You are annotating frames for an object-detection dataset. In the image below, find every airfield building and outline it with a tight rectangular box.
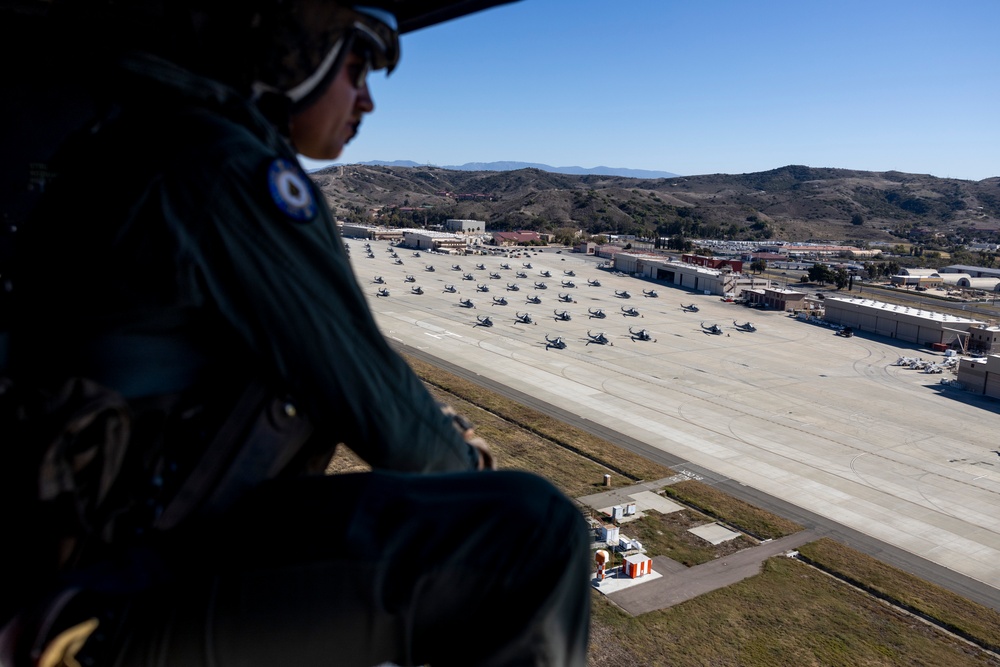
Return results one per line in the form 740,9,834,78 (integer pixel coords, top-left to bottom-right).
401,229,466,252
956,354,1000,399
622,554,653,579
822,297,985,346
967,325,1000,355
613,253,738,296
339,224,404,242
891,268,943,289
444,218,485,234
740,287,808,312
956,277,1000,291
940,265,1000,280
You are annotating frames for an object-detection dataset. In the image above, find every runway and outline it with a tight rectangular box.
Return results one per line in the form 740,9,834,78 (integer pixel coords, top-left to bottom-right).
348,238,1000,609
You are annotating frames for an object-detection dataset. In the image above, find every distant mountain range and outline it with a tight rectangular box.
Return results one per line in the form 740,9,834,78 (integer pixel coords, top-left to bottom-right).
309,163,1000,244
344,160,680,180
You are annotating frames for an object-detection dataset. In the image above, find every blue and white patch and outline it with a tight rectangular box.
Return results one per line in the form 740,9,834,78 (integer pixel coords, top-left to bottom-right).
267,158,317,222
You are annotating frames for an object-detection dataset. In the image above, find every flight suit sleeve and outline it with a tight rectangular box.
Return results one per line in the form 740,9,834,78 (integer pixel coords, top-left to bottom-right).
169,128,478,474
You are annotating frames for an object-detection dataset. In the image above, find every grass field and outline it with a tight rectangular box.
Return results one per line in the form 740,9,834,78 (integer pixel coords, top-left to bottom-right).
326,353,1000,666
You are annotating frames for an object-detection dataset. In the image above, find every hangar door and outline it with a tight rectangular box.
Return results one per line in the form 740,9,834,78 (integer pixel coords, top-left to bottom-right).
896,322,919,343
986,372,1000,400
875,317,896,338
657,269,675,283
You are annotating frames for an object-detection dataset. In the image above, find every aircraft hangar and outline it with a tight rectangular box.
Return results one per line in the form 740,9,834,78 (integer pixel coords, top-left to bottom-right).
612,253,737,296
822,296,984,346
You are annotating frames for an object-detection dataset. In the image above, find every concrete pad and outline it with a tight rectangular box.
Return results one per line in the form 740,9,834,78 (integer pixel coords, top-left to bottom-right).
591,567,663,595
689,523,742,545
629,490,685,514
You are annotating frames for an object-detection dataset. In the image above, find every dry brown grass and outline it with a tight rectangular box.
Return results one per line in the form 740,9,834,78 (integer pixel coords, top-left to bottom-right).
798,538,1000,653
590,557,1000,667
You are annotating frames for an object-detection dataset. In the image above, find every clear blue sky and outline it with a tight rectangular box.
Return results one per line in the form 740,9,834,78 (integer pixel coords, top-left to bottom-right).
302,0,999,181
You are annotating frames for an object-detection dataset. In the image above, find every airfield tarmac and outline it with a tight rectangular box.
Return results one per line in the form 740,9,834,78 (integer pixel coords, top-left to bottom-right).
348,239,1000,606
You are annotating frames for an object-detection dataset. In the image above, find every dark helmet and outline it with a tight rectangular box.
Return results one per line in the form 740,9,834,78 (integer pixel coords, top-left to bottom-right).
250,3,400,112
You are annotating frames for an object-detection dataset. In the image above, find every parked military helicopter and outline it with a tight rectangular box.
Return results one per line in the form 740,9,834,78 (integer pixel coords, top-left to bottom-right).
614,290,631,299
733,320,757,332
452,264,462,271
514,312,535,325
526,294,542,305
629,327,655,342
539,270,552,277
475,315,494,327
564,270,576,277
621,306,641,317
586,331,612,346
373,276,385,284
523,262,533,269
411,286,424,295
463,273,476,281
544,335,566,350
507,283,520,292
425,265,435,272
404,275,416,283
476,263,487,270
412,251,421,257
443,284,457,293
642,289,658,298
561,280,576,288
499,263,511,270
489,272,502,279
394,258,404,265
458,298,475,308
376,288,390,297
389,251,398,258
553,309,572,321
587,278,602,287
588,308,606,319
557,293,575,303
701,322,724,335
492,296,508,306
534,282,548,290
366,251,375,258
476,284,490,292
516,271,528,279
681,303,699,312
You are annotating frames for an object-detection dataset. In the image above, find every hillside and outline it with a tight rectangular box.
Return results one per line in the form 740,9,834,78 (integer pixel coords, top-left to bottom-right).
310,164,1000,245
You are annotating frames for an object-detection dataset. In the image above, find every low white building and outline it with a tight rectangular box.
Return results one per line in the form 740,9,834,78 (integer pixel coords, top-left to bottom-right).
822,297,984,346
444,219,486,234
612,253,738,296
401,229,467,252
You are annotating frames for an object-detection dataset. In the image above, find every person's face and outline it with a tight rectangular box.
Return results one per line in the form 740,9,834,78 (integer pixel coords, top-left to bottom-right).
290,50,375,160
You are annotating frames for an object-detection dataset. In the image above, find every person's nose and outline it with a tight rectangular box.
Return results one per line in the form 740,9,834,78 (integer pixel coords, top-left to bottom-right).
357,82,375,113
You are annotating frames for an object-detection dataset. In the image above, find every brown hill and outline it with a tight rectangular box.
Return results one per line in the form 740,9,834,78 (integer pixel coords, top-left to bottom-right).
310,164,1000,245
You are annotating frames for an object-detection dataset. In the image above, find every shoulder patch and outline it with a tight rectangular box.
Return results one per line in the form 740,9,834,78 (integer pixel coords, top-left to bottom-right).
267,158,317,222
